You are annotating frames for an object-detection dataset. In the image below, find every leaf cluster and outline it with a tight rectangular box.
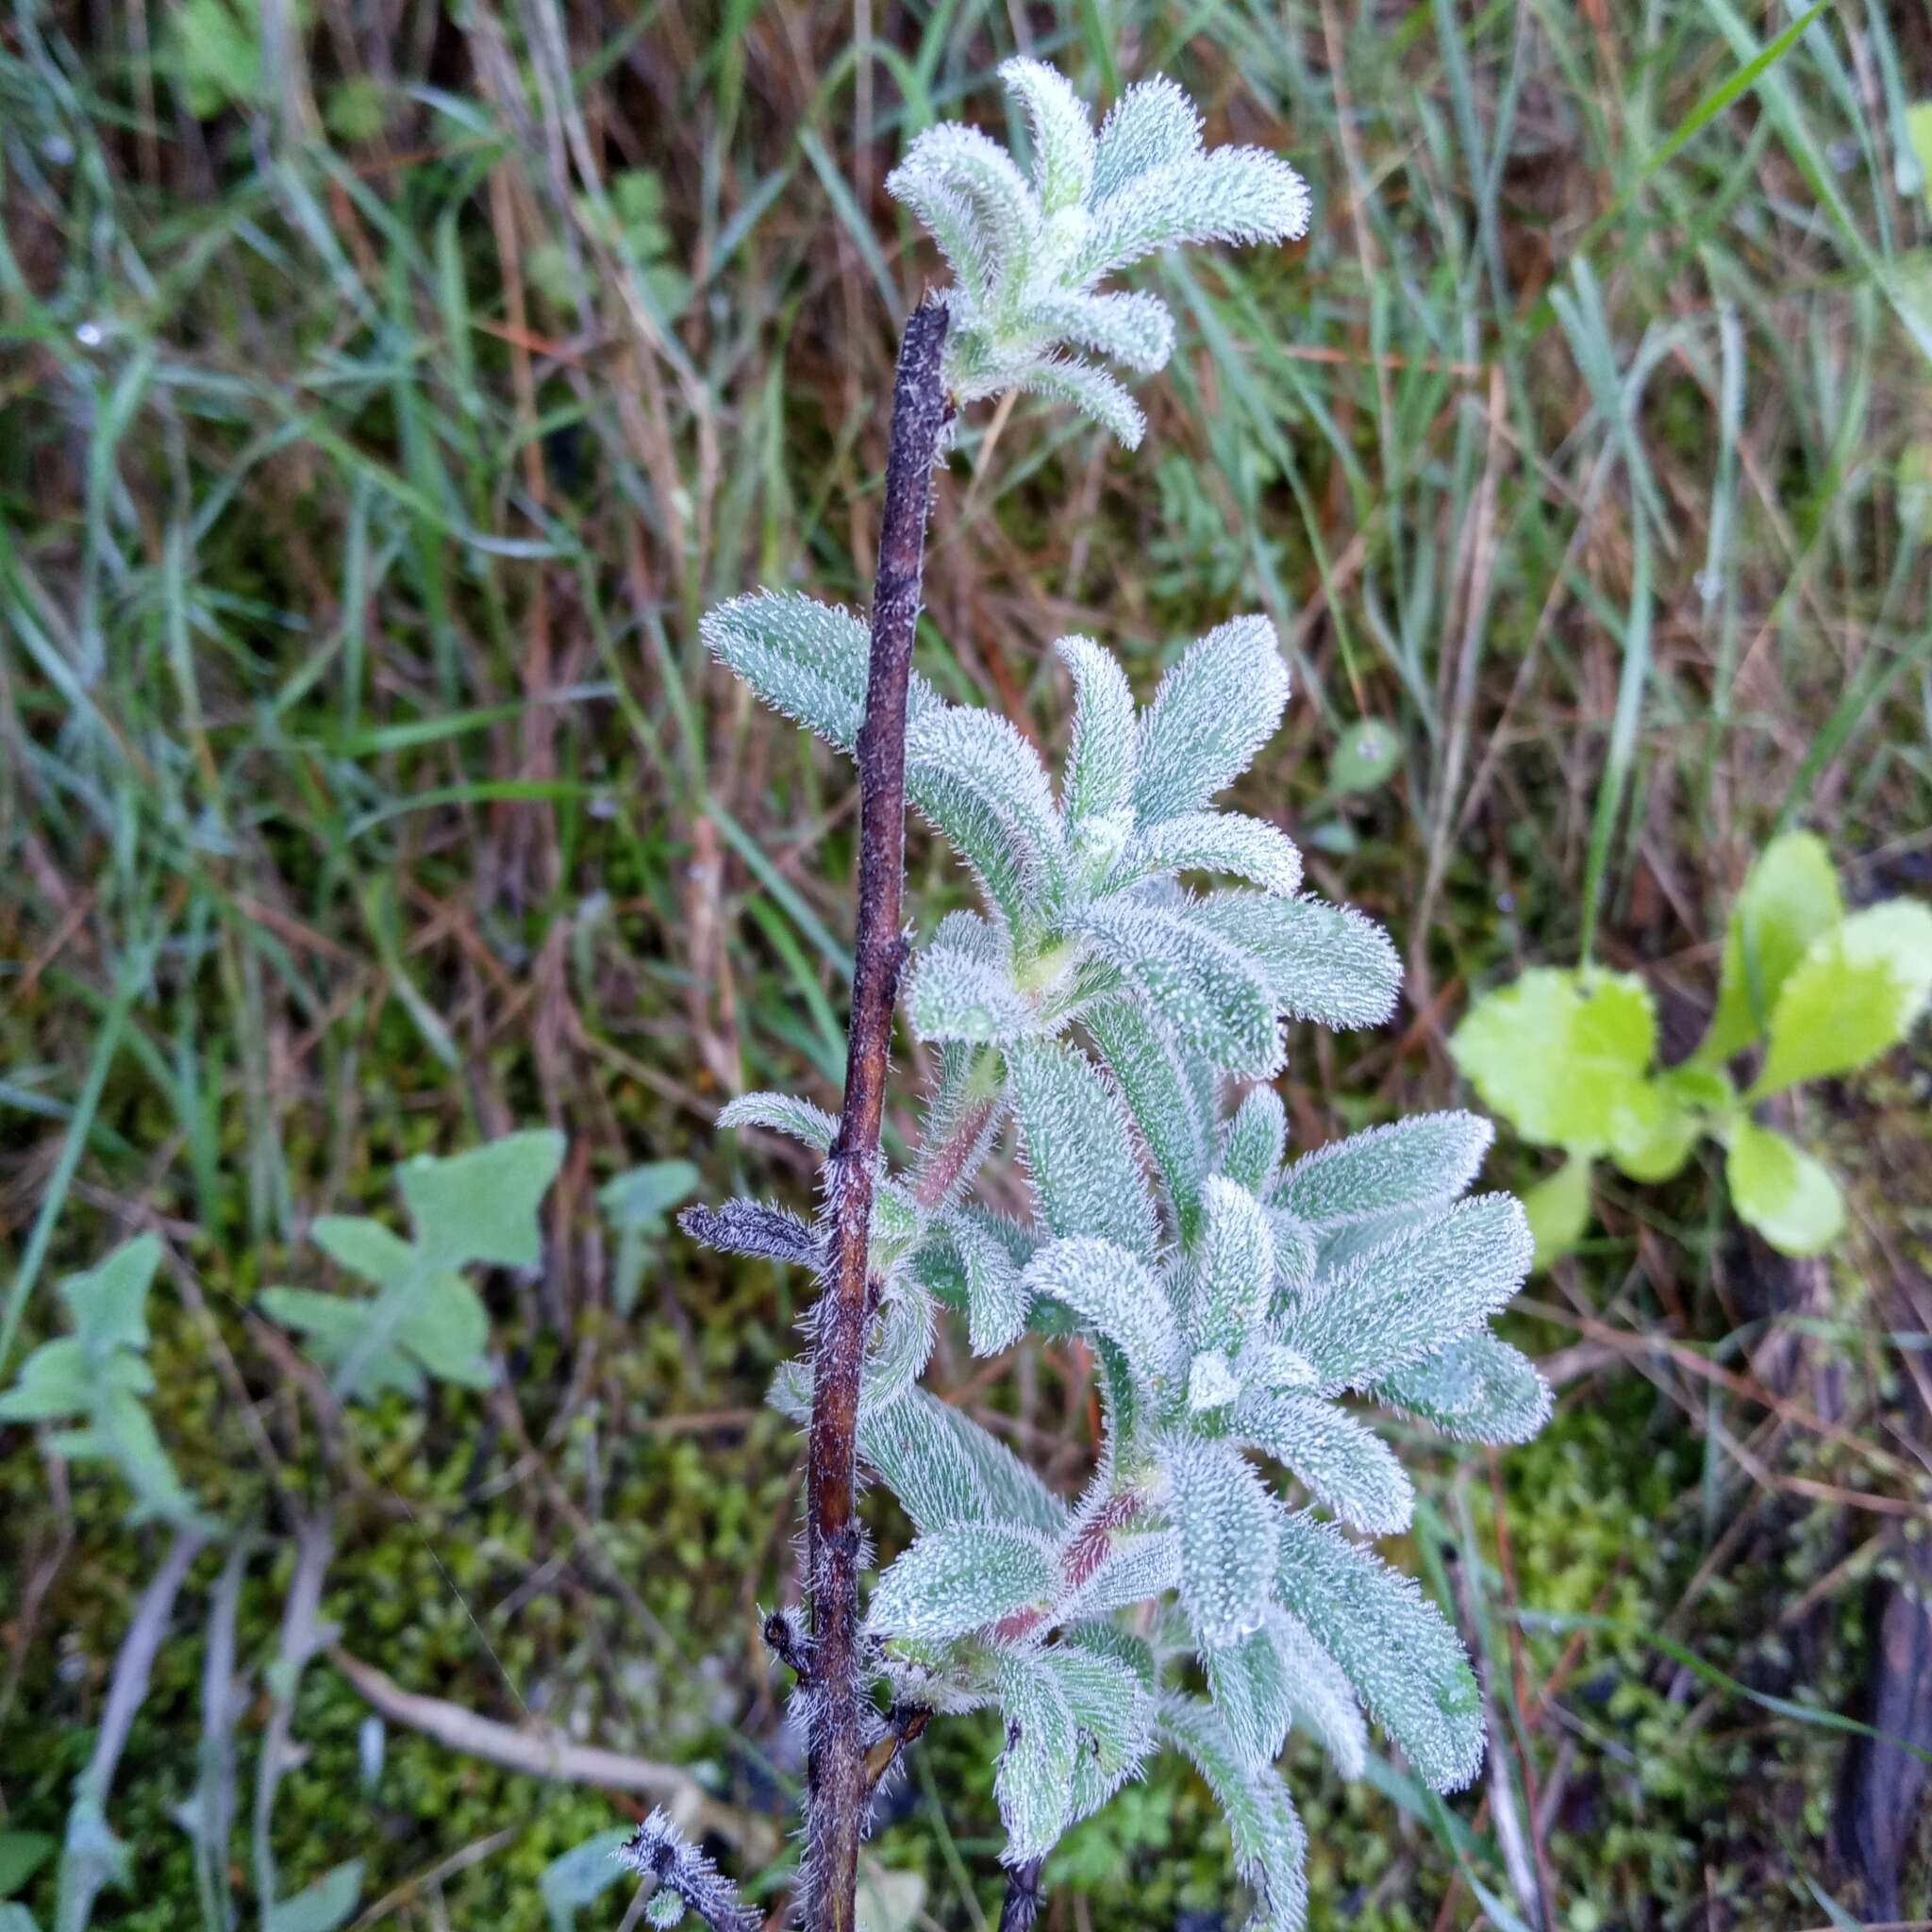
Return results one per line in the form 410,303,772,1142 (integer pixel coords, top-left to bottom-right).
886,60,1308,446
699,591,1544,1926
1451,832,1932,1260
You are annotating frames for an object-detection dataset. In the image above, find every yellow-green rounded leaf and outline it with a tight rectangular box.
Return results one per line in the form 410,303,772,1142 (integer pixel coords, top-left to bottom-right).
1754,899,1932,1097
1523,1153,1592,1266
1607,1080,1701,1183
1450,967,1655,1152
1725,1121,1844,1256
1702,833,1843,1064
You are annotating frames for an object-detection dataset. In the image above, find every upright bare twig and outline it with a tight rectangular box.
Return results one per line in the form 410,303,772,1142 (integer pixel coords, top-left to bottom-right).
803,294,950,1932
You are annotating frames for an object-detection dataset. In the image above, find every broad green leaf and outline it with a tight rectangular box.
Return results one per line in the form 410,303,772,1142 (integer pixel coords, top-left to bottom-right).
310,1216,416,1287
1725,1121,1845,1257
0,1339,91,1422
1702,831,1843,1064
393,1278,493,1388
541,1829,632,1932
58,1236,161,1361
1449,967,1656,1152
599,1160,703,1228
1606,1079,1701,1184
1754,901,1932,1097
399,1128,566,1269
265,1858,364,1932
1326,719,1402,795
256,1289,424,1400
1523,1153,1592,1265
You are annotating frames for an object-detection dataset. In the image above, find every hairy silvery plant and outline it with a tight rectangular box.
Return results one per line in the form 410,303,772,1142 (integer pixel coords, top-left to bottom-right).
665,59,1541,1932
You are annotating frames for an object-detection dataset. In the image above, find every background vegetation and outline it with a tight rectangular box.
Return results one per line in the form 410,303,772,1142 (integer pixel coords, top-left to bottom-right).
3,1,1930,1927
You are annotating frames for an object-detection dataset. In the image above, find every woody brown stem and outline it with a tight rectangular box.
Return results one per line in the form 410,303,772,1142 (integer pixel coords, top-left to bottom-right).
801,294,951,1932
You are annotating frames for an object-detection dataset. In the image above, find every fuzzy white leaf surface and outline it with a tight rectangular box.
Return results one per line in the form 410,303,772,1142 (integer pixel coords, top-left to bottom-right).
866,1524,1057,1642
1008,1037,1159,1259
1131,618,1291,827
1234,1391,1414,1535
1370,1333,1552,1445
1274,1113,1492,1229
1277,1194,1533,1395
1274,1511,1483,1793
1164,1436,1279,1646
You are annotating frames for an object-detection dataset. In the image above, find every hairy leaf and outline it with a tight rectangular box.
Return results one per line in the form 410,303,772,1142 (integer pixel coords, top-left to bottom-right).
1164,1436,1279,1646
1000,58,1096,214
679,1198,820,1270
1158,1696,1308,1932
952,1213,1031,1355
1278,1194,1531,1394
1274,1113,1491,1228
1045,1641,1154,1821
1058,636,1139,839
716,1091,839,1153
1080,901,1281,1075
1091,76,1202,200
1203,1615,1297,1768
1008,1036,1158,1258
1009,356,1146,448
992,1651,1077,1863
1233,1392,1414,1535
908,706,1068,930
1274,1512,1483,1792
1131,619,1291,827
866,1524,1057,1642
1024,1238,1180,1392
888,123,1039,298
908,934,1032,1046
1110,811,1304,900
1271,1611,1367,1778
1188,1176,1275,1355
702,590,939,753
1080,146,1311,280
1370,1334,1552,1446
1083,996,1215,1243
1191,892,1402,1031
1219,1086,1288,1195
